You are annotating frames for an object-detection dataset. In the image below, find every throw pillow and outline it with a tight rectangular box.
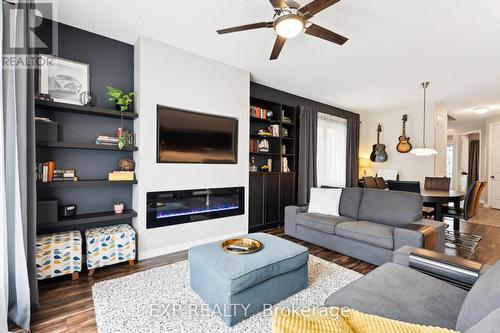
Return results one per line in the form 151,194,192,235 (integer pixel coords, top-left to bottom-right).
344,308,458,333
272,307,354,333
308,188,342,216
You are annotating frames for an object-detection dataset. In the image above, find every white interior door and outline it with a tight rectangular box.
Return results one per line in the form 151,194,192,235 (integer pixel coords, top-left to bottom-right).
489,122,500,209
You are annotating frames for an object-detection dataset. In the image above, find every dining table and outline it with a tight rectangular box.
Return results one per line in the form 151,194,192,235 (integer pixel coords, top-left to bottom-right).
421,189,466,221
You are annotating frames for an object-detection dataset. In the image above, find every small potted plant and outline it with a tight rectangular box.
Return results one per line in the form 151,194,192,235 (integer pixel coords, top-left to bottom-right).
114,201,124,214
106,86,134,112
107,86,135,149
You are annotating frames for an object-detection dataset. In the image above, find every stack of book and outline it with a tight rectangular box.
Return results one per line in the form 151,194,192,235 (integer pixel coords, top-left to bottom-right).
108,171,135,181
250,106,270,120
36,161,77,182
37,161,55,182
96,135,119,147
53,169,76,181
269,125,280,137
249,139,259,153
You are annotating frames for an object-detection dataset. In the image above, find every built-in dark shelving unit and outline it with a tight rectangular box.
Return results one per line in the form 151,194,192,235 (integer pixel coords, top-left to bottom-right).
35,99,138,235
248,96,298,232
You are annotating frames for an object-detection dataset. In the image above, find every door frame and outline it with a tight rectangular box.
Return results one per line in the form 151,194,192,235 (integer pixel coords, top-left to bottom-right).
488,122,500,208
456,129,482,191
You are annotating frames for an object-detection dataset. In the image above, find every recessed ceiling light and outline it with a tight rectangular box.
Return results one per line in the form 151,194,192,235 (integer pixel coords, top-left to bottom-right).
473,106,490,114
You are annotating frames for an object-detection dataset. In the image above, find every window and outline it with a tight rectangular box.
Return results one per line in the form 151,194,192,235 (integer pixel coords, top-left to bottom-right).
317,112,347,188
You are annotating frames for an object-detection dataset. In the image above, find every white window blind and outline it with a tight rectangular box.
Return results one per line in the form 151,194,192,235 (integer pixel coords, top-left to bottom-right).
317,112,347,188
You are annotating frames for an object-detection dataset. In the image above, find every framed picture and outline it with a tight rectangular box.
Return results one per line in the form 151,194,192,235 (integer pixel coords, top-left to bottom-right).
38,54,90,105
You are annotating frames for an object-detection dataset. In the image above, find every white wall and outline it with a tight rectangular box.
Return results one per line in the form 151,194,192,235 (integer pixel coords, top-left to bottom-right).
133,37,250,260
360,104,436,182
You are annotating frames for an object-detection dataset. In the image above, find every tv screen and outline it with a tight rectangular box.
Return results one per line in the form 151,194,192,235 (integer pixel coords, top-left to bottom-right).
157,106,238,164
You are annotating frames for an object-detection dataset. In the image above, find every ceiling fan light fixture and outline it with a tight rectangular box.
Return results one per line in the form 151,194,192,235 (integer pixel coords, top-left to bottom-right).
274,14,305,38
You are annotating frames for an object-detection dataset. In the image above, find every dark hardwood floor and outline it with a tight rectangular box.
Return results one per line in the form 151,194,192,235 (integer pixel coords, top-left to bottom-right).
10,221,500,333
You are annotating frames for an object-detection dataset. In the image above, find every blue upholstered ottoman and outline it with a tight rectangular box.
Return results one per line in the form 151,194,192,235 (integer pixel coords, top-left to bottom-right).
189,232,308,326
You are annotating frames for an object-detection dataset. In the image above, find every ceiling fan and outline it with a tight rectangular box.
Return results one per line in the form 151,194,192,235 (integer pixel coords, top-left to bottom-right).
217,0,348,60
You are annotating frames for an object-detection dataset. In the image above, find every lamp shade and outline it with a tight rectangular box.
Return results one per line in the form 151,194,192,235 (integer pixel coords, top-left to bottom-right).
410,147,437,156
359,158,373,168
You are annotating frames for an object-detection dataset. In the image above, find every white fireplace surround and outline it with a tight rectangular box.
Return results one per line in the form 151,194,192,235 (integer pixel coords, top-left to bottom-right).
133,37,250,260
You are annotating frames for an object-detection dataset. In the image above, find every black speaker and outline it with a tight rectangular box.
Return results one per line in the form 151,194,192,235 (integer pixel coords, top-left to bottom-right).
59,204,77,218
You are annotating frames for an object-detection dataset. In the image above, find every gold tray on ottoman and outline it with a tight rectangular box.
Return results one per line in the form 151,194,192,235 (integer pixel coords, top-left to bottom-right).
220,238,263,254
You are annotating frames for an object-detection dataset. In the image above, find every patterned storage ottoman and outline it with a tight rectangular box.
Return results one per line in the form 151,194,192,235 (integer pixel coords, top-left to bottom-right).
85,224,136,276
36,230,82,280
189,233,309,326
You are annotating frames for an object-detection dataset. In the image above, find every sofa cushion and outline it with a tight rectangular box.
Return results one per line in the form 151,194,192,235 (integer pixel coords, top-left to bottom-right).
339,187,364,219
456,261,500,332
296,213,355,235
358,189,423,226
325,263,468,329
335,221,394,249
464,307,500,333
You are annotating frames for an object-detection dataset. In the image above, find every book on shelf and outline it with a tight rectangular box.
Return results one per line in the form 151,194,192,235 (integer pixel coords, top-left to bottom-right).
250,106,270,120
108,171,135,181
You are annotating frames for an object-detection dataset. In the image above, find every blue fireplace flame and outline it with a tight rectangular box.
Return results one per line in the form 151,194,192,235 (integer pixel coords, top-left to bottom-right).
156,203,239,219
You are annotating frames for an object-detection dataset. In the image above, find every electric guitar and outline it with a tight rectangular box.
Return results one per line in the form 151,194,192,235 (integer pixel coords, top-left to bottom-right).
396,114,412,153
370,124,388,162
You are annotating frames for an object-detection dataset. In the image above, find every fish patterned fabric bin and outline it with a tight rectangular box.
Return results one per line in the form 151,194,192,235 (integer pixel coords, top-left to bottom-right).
36,230,82,280
85,224,136,269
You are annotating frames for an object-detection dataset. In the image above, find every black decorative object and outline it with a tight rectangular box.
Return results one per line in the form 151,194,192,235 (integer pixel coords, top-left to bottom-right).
59,204,77,218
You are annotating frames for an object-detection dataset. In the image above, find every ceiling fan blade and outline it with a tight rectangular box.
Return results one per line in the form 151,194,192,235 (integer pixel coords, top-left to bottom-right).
269,0,287,9
299,0,341,19
270,36,287,60
305,24,348,45
217,22,272,34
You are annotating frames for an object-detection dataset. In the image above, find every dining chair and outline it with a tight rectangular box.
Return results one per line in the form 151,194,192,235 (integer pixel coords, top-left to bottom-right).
423,177,452,216
387,180,421,193
472,182,488,216
363,176,377,189
424,177,451,191
428,181,483,230
374,177,387,189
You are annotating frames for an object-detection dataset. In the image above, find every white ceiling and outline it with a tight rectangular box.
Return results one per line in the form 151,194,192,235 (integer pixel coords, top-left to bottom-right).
50,0,500,113
445,97,500,130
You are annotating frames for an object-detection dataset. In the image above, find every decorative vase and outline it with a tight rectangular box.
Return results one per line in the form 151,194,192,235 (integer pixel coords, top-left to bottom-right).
114,203,124,214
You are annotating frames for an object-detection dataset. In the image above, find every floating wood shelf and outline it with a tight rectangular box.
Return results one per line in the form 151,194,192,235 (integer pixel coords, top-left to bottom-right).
36,141,138,151
250,152,281,156
38,209,137,229
37,180,137,188
249,116,280,125
35,100,138,119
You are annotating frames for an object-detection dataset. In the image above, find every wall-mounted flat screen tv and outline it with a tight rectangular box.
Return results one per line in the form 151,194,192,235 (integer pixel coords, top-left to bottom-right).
157,105,238,164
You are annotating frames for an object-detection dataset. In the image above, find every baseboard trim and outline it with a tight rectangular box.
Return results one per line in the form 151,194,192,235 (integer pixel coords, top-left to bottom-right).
138,231,246,260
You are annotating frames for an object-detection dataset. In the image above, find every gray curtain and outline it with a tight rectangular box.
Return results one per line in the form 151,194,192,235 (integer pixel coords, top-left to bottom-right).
297,105,318,204
468,140,479,185
2,0,38,330
346,118,359,187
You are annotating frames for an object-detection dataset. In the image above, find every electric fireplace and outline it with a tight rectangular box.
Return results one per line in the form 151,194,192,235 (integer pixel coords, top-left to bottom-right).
146,187,244,229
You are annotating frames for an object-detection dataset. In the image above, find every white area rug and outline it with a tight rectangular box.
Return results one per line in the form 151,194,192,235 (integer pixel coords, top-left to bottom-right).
92,255,362,333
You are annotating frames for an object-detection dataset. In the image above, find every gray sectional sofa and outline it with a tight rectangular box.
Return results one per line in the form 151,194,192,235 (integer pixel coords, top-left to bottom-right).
285,187,446,265
325,246,500,333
